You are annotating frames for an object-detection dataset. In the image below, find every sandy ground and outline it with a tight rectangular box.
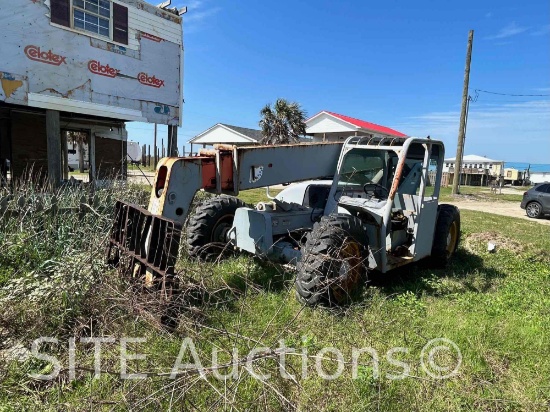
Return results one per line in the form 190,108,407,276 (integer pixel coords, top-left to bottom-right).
447,199,550,226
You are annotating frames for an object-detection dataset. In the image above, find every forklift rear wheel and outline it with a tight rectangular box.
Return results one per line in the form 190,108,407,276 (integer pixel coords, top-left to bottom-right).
186,195,247,260
430,204,460,266
296,214,368,306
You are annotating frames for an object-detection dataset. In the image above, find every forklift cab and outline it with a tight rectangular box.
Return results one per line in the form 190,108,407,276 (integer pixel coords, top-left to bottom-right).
325,136,445,272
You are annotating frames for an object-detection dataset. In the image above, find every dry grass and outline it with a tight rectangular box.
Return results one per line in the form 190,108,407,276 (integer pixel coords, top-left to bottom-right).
0,182,548,411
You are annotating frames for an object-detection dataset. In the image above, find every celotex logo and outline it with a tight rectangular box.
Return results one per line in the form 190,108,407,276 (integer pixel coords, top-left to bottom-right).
24,45,67,66
138,72,165,88
88,60,120,78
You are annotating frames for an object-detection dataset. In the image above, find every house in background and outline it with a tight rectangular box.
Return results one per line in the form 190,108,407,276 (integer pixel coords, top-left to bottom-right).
502,162,550,185
188,124,263,153
503,168,525,185
188,110,407,154
443,155,504,186
305,111,407,142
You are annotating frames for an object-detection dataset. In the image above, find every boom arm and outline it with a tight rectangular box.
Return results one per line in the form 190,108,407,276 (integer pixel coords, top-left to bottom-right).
149,142,344,223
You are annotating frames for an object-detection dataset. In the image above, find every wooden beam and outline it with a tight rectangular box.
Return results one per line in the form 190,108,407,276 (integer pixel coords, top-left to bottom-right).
89,131,96,182
61,130,68,180
167,125,178,156
46,110,61,186
78,138,85,173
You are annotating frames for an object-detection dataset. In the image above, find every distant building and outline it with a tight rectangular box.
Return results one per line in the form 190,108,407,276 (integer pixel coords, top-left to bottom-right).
188,123,316,153
188,124,263,152
443,155,504,186
305,111,407,142
503,168,524,185
500,162,550,185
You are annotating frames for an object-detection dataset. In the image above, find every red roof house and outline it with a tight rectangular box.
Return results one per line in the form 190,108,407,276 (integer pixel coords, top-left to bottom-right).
305,111,407,142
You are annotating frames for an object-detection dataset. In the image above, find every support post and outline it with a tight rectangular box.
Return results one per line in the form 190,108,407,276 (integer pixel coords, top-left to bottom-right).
147,145,150,167
61,130,68,180
89,132,96,182
46,110,62,186
167,125,178,156
452,30,474,195
153,123,157,166
78,138,85,173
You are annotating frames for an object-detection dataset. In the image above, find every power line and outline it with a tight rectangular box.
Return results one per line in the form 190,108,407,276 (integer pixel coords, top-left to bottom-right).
474,89,550,97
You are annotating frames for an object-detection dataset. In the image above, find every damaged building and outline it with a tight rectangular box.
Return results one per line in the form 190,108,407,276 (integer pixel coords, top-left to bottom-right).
0,0,183,185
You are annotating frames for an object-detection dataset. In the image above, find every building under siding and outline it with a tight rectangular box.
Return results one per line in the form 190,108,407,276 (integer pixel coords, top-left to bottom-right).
0,0,184,184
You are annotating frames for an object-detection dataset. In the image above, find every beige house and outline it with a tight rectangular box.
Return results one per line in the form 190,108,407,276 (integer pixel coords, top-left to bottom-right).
443,155,504,186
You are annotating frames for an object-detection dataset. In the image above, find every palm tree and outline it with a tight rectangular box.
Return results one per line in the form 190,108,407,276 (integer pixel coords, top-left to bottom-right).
259,99,307,145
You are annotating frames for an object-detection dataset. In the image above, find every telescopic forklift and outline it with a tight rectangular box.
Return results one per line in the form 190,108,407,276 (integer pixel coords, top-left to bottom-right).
107,135,460,306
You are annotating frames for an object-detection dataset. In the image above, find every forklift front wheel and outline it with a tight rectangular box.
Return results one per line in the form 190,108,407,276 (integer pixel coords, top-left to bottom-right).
296,214,368,306
186,195,247,260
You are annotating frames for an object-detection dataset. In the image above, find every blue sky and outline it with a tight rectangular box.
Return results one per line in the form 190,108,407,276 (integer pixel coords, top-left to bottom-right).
127,0,550,163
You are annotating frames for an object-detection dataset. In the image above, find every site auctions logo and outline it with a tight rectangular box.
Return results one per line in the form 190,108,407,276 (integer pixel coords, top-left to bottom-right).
138,72,165,88
88,60,120,78
24,45,67,66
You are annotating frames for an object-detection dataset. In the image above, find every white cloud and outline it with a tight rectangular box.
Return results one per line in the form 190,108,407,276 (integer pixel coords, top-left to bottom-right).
485,22,529,40
393,100,550,162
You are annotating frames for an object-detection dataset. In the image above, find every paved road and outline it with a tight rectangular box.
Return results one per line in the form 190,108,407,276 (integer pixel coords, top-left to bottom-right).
447,200,550,226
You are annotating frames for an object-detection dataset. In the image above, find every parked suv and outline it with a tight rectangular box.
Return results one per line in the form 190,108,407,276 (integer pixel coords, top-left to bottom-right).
521,183,550,218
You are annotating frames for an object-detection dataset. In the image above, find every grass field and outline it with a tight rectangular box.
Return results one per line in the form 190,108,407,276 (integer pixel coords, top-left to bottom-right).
0,185,548,411
438,186,527,203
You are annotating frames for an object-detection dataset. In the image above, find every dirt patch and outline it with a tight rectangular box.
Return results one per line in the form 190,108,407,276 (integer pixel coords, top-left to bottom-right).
464,231,525,253
447,200,550,226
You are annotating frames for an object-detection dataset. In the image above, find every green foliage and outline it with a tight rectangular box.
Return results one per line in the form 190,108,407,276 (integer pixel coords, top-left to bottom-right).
439,185,525,202
259,98,307,145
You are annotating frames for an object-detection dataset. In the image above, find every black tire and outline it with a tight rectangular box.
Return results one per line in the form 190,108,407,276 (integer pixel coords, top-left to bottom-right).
431,204,460,267
525,201,543,219
296,214,368,306
186,195,247,260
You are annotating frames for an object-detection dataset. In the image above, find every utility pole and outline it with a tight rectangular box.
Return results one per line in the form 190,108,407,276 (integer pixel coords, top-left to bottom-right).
452,29,474,195
153,123,157,166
